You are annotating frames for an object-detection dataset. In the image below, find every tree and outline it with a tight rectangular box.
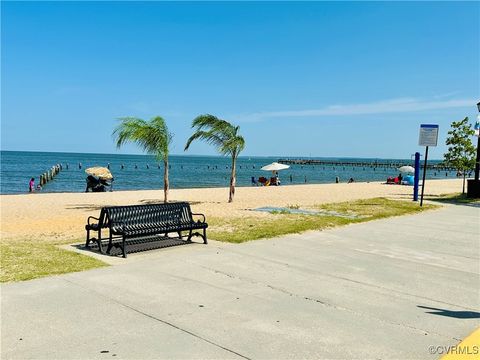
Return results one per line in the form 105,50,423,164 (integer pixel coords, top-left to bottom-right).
443,117,476,194
113,116,172,202
184,114,245,203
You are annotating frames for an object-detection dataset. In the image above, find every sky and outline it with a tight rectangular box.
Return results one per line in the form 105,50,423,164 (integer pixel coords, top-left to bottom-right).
1,1,479,159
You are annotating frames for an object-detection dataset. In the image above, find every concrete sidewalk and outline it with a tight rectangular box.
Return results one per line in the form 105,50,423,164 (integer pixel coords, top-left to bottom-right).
2,203,479,359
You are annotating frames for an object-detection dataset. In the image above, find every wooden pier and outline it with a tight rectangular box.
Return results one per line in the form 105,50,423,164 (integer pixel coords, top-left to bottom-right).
39,164,63,188
277,159,455,170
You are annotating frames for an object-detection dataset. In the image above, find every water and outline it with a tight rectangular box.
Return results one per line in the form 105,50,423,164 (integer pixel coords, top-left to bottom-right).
0,151,456,194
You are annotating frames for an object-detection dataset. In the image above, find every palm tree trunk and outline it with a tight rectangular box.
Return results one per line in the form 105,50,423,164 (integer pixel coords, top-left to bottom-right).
229,155,236,203
164,158,169,203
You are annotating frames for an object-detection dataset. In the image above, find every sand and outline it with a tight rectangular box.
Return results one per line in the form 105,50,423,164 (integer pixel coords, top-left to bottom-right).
0,179,464,243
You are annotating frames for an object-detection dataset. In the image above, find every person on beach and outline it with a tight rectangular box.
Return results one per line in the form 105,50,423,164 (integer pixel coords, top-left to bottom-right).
398,173,403,183
348,177,355,183
29,178,35,192
335,176,340,183
275,172,280,186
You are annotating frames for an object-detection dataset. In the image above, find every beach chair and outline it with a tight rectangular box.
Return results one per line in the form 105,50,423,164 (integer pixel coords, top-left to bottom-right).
258,177,268,186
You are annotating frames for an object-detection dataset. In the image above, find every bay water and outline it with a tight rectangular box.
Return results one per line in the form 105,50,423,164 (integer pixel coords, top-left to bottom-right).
0,151,454,194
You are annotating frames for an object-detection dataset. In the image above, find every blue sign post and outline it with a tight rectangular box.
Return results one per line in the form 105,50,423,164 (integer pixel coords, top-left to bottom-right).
419,124,439,206
413,152,420,201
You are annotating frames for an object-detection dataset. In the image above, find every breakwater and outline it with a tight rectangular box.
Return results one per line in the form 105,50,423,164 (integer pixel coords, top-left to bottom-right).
278,159,456,170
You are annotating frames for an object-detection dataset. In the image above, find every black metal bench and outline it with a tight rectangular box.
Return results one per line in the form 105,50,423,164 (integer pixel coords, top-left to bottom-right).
85,202,207,258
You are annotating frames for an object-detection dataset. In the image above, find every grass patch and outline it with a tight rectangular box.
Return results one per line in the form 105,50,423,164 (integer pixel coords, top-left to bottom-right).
317,197,435,218
426,193,480,204
0,241,107,283
270,209,292,215
209,197,438,243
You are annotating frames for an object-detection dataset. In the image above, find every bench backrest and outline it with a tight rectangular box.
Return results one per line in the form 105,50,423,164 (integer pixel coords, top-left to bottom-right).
104,202,193,228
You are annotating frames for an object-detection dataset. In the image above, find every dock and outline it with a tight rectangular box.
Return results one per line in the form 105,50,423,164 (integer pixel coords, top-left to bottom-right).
277,159,455,170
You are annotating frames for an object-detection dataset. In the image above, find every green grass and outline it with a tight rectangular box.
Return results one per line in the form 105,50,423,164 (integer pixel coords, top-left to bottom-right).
0,241,107,283
209,197,438,243
317,197,435,218
426,192,480,204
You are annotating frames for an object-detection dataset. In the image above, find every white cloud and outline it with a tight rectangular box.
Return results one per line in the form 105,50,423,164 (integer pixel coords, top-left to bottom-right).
237,97,476,122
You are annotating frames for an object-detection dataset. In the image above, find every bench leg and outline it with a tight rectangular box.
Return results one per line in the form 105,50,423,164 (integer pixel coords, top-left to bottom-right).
187,229,193,242
122,236,127,258
203,228,208,244
96,238,103,254
178,231,183,240
97,229,103,254
85,229,91,248
106,233,113,254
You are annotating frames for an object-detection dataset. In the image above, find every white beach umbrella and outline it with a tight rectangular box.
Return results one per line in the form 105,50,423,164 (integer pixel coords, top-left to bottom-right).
398,165,415,174
261,162,290,172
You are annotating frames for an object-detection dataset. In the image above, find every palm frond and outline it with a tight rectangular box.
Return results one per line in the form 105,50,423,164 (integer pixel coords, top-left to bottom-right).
186,114,245,157
113,116,172,161
185,130,227,154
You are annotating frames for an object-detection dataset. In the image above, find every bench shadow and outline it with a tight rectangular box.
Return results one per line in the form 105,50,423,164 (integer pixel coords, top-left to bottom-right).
417,305,480,319
72,236,196,258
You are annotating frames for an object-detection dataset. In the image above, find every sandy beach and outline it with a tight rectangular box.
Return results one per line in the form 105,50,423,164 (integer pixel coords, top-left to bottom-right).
0,179,463,243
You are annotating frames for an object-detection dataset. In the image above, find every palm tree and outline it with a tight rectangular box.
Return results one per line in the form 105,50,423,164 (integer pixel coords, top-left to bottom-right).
113,116,172,202
185,114,245,203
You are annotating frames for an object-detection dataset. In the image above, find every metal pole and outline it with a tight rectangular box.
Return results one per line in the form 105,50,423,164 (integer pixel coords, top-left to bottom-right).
413,152,420,201
420,146,429,207
474,136,480,181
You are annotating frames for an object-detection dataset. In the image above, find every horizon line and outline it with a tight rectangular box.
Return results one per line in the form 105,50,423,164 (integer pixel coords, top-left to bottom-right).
0,149,445,161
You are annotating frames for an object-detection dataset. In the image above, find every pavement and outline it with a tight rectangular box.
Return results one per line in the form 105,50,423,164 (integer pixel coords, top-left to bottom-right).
1,202,479,359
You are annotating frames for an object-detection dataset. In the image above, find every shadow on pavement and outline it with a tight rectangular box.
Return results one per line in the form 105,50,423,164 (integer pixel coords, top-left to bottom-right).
417,305,480,319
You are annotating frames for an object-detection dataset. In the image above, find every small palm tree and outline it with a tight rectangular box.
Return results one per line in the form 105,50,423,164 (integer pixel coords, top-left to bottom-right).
185,114,245,203
113,116,172,202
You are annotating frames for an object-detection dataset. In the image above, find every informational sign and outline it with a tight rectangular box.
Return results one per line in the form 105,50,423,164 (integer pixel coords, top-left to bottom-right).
419,124,439,147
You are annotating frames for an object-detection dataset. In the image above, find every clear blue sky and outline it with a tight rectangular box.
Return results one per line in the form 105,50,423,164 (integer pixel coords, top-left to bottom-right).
2,1,479,159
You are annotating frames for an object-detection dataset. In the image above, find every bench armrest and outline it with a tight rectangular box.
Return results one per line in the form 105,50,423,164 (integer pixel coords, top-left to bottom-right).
87,216,100,226
191,213,206,223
